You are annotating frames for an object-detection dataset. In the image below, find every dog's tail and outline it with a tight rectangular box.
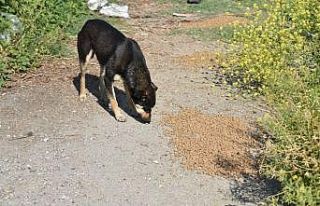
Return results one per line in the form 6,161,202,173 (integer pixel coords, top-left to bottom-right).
77,28,94,64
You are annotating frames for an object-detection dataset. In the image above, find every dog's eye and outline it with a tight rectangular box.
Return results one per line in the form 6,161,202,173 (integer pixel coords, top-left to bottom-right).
141,96,147,102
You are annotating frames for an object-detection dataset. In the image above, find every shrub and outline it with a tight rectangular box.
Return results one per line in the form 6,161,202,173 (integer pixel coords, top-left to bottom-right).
223,0,320,205
0,0,89,87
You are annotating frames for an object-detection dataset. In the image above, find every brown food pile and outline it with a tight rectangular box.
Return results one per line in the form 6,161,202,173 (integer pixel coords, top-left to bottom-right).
162,108,259,177
180,15,248,29
176,51,217,68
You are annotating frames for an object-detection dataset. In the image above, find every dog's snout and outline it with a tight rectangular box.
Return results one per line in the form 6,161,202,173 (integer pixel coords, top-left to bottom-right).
140,112,151,123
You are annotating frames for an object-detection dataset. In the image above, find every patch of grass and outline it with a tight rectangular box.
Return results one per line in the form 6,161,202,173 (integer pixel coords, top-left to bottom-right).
0,0,130,88
172,26,235,42
157,0,265,15
165,0,264,42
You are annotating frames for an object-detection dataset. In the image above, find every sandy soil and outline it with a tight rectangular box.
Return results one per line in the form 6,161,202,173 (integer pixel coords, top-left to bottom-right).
0,1,279,205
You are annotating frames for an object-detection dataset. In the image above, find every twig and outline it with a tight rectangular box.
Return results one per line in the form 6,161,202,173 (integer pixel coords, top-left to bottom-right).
172,13,195,18
248,104,272,113
9,132,34,141
130,25,171,30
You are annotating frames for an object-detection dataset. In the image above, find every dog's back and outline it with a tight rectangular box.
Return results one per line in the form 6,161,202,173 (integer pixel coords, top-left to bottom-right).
77,19,126,65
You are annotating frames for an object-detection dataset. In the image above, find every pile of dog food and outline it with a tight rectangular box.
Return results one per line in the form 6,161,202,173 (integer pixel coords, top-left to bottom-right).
162,108,259,177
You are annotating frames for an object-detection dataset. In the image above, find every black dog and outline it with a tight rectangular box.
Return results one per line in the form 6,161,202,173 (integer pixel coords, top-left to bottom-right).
77,19,157,122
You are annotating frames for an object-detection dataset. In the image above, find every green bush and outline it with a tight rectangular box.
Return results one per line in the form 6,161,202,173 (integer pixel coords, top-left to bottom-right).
223,0,320,205
0,0,89,87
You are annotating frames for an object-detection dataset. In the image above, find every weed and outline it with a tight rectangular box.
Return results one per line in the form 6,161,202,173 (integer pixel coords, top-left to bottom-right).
223,0,320,204
0,1,90,86
0,0,131,87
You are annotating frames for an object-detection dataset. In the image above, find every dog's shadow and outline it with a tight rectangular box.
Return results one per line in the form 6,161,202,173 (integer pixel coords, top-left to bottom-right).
73,74,145,123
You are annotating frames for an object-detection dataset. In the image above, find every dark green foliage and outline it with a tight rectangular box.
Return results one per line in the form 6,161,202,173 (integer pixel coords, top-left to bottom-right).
0,0,89,87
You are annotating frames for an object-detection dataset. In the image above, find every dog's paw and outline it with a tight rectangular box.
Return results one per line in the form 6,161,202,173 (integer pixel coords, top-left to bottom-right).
115,113,126,122
79,94,87,102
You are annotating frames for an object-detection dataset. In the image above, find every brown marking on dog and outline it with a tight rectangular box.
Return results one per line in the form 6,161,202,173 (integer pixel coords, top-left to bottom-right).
79,63,87,101
110,97,126,122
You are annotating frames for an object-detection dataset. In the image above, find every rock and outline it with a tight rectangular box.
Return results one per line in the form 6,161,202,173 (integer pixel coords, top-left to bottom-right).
0,13,23,42
87,0,109,11
99,3,129,19
87,0,129,18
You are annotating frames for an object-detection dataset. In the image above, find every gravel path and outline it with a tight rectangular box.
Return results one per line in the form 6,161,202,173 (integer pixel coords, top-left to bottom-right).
0,1,278,205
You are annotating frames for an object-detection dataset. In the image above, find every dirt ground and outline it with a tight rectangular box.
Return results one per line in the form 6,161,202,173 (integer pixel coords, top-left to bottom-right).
0,1,279,205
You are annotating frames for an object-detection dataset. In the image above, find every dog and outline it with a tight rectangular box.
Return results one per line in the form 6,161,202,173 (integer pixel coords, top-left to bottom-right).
77,19,157,123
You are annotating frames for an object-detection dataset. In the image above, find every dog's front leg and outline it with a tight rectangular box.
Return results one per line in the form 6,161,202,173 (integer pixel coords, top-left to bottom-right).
99,65,109,105
105,78,126,122
123,82,137,114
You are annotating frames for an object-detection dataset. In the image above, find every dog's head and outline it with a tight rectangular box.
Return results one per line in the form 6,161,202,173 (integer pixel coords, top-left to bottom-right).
131,82,158,122
126,39,157,122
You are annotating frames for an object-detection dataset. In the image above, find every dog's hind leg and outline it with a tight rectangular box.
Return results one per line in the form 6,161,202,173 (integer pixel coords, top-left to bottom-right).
77,29,93,101
78,50,92,101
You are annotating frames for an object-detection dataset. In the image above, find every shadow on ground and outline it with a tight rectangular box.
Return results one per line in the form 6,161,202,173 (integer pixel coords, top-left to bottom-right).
72,74,146,123
230,175,281,203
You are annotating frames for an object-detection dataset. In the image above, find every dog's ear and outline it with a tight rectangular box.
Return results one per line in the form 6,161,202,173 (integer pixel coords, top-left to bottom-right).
127,75,135,90
126,63,137,89
151,82,158,91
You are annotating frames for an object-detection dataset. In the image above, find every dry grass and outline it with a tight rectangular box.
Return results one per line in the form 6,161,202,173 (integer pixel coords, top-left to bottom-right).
175,51,217,69
180,15,248,29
